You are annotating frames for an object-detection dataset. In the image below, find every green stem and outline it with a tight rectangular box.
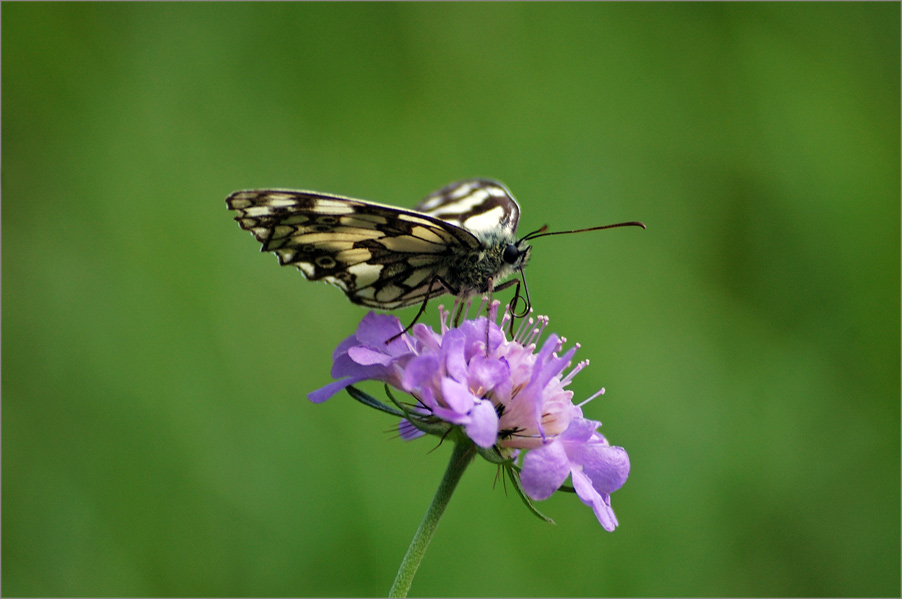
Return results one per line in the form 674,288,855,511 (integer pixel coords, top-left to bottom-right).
388,440,475,598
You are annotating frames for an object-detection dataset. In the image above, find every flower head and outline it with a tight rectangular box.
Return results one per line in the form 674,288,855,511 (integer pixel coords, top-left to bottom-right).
309,302,630,531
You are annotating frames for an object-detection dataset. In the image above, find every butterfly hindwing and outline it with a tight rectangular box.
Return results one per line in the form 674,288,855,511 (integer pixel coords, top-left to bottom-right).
415,178,521,238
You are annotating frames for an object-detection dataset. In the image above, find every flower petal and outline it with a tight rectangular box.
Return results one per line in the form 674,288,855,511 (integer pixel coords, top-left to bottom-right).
520,439,571,500
308,377,364,404
580,441,630,495
410,323,441,353
354,312,404,348
467,355,509,397
440,377,478,415
560,417,600,444
399,418,426,441
465,399,500,448
330,336,364,378
459,317,504,360
402,354,440,392
441,329,468,382
571,468,619,531
348,345,396,367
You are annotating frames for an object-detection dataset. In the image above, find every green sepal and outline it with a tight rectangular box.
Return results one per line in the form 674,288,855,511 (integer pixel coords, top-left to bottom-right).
345,385,405,417
381,384,406,412
476,443,514,465
405,415,454,438
346,384,455,438
503,463,555,524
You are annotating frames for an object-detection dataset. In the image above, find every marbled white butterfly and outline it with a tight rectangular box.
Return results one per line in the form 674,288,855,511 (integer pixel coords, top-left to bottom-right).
226,178,644,328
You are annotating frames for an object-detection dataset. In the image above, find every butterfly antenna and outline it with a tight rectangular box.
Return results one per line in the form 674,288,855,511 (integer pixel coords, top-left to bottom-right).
519,220,646,243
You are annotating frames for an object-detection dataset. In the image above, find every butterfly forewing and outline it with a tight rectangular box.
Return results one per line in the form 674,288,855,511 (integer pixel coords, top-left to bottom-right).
227,182,525,310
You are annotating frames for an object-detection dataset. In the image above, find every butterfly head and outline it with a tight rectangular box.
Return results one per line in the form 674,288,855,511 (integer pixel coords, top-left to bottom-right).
502,239,532,269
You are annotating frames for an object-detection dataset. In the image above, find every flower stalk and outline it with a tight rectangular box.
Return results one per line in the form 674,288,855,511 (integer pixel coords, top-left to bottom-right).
389,437,475,598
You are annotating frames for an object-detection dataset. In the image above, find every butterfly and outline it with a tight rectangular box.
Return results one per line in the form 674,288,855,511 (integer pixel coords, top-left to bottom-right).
226,178,644,330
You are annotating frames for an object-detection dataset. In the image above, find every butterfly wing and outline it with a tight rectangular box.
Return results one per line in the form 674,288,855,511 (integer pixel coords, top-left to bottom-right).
226,189,480,309
415,178,521,239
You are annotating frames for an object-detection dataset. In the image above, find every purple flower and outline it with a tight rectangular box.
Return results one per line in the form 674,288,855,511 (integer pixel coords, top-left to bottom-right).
309,303,630,530
307,312,411,404
519,417,630,532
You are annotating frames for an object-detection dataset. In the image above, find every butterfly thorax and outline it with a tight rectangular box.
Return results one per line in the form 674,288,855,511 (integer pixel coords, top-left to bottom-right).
441,230,531,295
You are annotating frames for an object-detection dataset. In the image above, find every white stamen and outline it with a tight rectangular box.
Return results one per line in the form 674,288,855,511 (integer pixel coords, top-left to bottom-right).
577,386,606,408
514,316,534,343
562,358,589,385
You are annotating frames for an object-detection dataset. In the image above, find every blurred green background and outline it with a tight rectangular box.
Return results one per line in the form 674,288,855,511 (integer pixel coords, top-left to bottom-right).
3,3,899,597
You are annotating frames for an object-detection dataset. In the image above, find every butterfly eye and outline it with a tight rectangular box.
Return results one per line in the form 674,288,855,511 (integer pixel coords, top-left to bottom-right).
502,244,521,265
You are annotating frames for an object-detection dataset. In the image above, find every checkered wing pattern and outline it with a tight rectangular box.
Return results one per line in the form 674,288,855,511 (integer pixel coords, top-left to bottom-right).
226,179,522,309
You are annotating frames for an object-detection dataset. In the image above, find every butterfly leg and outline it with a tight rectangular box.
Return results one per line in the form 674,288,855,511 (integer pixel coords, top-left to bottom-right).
478,276,516,350
483,275,526,347
498,278,522,337
386,275,458,343
492,270,531,337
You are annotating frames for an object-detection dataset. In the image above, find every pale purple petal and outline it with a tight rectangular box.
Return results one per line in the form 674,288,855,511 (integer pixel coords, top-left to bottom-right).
488,359,514,406
466,400,500,448
459,317,504,360
571,468,619,531
441,329,468,382
519,335,576,436
330,349,394,385
402,354,440,392
580,441,630,495
520,440,571,500
423,385,468,424
308,377,364,404
331,334,358,361
531,343,577,395
416,385,438,410
560,417,599,443
467,355,509,397
399,419,426,441
430,406,470,425
410,323,442,352
440,377,478,415
348,345,396,367
528,334,562,387
354,312,405,348
330,340,366,377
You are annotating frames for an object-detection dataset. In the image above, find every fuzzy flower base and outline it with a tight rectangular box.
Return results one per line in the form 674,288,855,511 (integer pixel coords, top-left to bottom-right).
309,303,630,531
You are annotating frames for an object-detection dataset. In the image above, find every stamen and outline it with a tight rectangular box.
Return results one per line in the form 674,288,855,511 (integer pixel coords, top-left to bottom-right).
561,358,589,385
438,304,450,332
514,315,534,343
535,315,550,341
527,316,549,346
488,299,501,324
499,305,512,331
460,297,474,322
576,386,606,408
